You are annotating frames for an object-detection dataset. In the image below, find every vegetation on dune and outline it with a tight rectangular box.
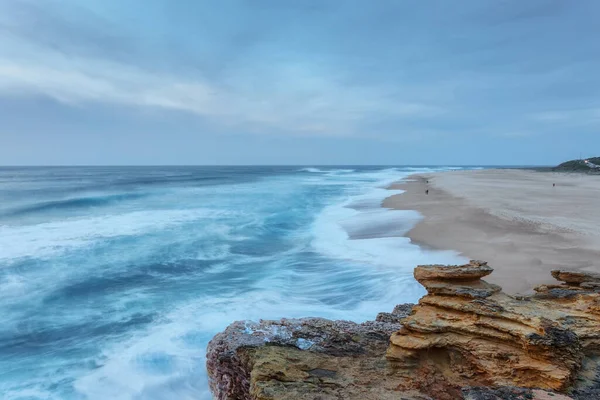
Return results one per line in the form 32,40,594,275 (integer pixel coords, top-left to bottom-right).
553,157,600,172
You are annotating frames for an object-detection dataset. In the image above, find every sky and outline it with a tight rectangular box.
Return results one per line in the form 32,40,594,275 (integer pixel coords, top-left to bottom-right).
0,0,599,165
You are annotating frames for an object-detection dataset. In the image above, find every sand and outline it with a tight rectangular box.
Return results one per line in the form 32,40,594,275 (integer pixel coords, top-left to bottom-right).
384,169,600,294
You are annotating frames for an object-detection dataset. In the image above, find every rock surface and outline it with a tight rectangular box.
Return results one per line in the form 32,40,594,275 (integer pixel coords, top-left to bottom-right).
462,387,575,400
206,306,428,399
388,261,600,399
413,260,493,281
207,261,600,400
551,269,600,285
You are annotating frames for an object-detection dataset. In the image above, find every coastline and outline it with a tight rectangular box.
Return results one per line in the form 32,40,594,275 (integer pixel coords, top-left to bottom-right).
207,167,600,399
384,168,600,294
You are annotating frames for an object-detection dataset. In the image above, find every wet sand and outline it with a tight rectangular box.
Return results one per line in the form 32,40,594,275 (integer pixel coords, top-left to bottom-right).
384,169,600,294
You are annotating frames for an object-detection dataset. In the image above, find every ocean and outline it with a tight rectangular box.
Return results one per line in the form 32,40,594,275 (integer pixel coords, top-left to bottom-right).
0,166,467,399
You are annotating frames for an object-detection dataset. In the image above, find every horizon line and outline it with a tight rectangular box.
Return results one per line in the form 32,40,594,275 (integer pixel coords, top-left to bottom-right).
0,164,552,168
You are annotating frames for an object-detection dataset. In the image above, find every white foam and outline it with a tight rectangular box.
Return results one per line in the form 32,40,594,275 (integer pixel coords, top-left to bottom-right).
312,205,463,269
298,167,324,173
340,208,422,239
324,169,355,175
72,290,334,400
345,187,404,209
2,166,472,399
73,313,206,400
311,168,467,270
298,167,355,174
0,209,233,263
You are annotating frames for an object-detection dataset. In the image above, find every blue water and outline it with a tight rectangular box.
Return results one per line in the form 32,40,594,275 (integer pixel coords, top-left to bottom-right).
0,166,467,399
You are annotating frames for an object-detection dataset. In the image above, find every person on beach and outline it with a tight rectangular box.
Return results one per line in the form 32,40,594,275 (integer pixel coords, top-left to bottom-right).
426,189,429,195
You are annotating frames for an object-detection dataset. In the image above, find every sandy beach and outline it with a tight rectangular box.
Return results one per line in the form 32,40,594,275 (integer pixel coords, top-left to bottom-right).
384,169,600,294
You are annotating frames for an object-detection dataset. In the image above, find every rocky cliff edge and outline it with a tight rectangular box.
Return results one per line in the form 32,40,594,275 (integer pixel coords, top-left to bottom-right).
207,261,600,399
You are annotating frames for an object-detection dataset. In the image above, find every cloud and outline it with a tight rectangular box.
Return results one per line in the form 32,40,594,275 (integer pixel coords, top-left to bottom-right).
0,0,136,62
0,46,443,136
1,0,600,149
530,109,600,126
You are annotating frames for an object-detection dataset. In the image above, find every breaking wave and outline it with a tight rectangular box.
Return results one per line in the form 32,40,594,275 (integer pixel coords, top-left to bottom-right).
0,165,468,399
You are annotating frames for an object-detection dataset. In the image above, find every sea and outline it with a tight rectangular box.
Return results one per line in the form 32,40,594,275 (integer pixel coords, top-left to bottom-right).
0,166,470,399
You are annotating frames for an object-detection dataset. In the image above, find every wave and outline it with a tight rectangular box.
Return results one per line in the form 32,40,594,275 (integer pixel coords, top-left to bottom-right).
7,193,150,216
310,168,466,269
324,169,355,175
0,209,234,263
311,202,464,269
298,167,325,173
71,293,284,400
298,167,356,174
0,165,474,399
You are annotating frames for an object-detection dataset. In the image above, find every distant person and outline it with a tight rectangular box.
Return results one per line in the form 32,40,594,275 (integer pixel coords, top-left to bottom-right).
553,183,555,187
425,189,429,195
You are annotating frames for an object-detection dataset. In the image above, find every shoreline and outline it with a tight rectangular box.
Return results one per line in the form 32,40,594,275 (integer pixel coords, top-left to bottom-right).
384,169,600,294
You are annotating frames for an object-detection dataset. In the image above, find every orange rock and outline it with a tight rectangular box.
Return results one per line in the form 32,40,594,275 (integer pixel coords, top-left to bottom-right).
413,260,492,281
387,261,600,397
207,261,600,400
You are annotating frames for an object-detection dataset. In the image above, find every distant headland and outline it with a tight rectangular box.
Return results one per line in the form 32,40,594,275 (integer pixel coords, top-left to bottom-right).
553,157,600,173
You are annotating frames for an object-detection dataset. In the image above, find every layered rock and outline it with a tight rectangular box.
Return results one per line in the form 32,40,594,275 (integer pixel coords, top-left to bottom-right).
205,306,430,400
550,269,600,285
207,261,600,400
387,261,600,398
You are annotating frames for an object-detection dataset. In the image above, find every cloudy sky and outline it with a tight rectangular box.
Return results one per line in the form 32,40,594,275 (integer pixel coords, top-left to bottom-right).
0,0,598,165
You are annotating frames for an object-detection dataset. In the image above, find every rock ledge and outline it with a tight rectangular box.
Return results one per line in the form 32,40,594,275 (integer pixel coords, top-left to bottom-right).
207,261,600,399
